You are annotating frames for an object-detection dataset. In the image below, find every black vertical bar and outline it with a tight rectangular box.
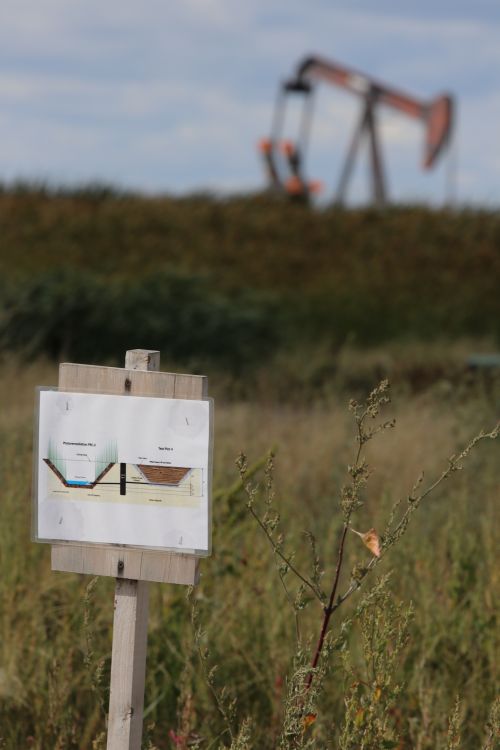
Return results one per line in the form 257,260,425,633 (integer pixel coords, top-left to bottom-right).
120,463,126,495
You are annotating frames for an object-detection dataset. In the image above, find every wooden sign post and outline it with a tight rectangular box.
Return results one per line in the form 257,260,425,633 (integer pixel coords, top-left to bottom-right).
47,349,208,749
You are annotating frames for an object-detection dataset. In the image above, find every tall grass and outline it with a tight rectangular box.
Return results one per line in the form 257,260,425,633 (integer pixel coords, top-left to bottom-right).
0,358,498,748
1,186,498,747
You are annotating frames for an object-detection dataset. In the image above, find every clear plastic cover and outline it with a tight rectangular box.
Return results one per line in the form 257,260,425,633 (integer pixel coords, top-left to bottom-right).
33,386,213,557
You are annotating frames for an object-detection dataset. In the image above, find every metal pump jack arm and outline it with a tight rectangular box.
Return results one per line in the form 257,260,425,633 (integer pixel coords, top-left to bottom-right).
336,91,386,206
259,54,454,206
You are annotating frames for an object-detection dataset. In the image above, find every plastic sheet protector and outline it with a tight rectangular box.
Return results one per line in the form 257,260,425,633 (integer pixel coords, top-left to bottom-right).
34,390,212,554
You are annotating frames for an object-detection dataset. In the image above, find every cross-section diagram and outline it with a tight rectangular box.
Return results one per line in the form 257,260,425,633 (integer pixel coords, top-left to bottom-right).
44,455,203,508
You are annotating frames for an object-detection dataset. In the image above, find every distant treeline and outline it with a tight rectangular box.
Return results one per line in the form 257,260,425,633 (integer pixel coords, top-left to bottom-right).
1,184,499,368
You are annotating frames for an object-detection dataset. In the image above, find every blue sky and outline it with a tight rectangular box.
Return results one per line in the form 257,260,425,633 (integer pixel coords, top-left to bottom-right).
0,0,499,205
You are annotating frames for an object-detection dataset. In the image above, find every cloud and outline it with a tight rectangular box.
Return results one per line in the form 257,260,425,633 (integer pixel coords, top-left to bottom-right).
0,0,498,204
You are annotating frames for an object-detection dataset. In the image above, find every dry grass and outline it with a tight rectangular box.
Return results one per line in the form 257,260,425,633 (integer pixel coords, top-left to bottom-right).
0,357,498,748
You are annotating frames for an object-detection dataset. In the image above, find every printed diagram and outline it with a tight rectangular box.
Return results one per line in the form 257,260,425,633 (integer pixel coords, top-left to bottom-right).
44,438,203,508
45,438,118,488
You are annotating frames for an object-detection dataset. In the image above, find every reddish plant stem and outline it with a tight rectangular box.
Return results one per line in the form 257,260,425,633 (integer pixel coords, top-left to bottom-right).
305,522,349,690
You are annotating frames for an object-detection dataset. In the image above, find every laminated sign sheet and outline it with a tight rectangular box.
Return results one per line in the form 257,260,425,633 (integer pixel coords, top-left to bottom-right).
35,390,212,554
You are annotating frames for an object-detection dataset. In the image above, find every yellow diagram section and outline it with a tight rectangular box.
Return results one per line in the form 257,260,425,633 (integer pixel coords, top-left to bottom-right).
46,463,202,508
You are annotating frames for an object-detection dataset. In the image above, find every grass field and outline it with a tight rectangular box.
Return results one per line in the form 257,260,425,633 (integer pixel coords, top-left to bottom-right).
0,187,499,748
0,358,498,749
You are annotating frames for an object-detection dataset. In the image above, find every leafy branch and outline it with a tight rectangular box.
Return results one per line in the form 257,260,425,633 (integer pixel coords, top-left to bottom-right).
240,380,499,706
237,452,325,605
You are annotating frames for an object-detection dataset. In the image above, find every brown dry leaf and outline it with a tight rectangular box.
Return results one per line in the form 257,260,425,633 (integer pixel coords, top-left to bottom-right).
362,528,381,557
351,527,381,558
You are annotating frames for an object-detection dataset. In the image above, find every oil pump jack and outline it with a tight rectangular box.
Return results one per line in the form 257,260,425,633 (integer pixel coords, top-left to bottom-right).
259,55,454,206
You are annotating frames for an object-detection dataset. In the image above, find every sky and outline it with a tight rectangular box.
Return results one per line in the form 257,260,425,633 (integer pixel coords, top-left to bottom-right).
0,0,499,206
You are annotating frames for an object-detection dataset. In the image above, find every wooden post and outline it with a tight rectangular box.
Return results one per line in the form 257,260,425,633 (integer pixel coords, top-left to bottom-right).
107,349,155,750
108,577,150,749
50,349,206,750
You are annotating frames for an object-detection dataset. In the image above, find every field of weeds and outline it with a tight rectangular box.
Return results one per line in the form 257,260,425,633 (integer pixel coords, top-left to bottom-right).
0,187,499,748
0,359,498,749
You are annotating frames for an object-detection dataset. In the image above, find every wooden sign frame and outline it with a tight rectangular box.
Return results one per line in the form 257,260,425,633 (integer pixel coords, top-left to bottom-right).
47,349,207,750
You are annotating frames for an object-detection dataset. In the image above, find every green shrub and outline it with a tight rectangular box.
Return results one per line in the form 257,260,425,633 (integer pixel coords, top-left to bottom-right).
0,268,278,370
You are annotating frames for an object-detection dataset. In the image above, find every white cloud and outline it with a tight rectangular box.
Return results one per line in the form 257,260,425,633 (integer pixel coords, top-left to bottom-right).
0,1,498,203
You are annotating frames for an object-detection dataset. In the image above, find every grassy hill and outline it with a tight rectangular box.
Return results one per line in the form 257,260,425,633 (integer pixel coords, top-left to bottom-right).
1,185,499,388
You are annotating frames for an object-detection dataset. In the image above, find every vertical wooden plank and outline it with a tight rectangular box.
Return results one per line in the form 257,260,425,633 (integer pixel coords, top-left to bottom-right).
125,349,160,372
106,349,157,750
107,579,150,750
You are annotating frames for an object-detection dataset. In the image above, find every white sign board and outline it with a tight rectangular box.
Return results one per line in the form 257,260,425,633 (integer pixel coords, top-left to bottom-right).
34,390,212,554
